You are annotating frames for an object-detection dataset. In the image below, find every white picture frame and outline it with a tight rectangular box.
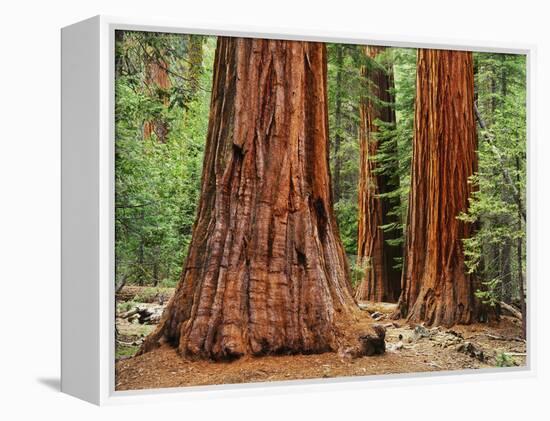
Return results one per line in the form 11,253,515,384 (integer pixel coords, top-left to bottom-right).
61,15,535,405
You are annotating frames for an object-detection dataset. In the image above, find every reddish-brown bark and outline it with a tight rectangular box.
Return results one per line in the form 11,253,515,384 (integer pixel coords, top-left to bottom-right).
395,49,477,326
355,46,401,303
139,37,357,360
143,56,171,142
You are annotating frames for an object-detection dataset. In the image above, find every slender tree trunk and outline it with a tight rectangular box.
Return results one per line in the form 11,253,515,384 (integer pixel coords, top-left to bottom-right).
115,31,124,78
490,77,497,119
332,46,343,203
355,46,401,303
489,64,503,298
143,53,171,142
516,156,526,338
138,209,145,286
500,238,512,302
395,49,477,326
187,35,204,102
152,246,160,287
138,242,145,286
497,63,513,303
471,60,491,322
140,37,357,360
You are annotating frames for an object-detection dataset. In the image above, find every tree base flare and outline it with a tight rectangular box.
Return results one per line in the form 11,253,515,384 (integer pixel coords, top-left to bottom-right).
139,37,358,361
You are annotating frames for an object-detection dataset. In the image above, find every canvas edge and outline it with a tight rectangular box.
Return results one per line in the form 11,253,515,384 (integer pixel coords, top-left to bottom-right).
61,15,102,405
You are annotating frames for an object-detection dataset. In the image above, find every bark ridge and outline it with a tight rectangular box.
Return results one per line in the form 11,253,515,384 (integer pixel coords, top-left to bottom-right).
396,49,477,327
140,37,357,360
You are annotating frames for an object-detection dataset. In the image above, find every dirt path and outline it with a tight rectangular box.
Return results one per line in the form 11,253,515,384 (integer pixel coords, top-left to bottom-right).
115,300,526,391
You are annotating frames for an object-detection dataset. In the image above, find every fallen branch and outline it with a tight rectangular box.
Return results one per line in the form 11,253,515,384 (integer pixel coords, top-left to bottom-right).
115,274,129,294
500,301,523,320
116,338,142,346
425,362,443,369
119,305,163,324
120,308,139,319
485,333,526,343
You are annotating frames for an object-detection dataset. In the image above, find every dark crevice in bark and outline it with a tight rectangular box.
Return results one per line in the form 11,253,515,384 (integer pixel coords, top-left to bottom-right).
394,49,477,327
139,37,357,361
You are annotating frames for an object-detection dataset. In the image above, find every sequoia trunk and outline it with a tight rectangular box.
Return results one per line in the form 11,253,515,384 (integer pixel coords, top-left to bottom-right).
396,49,476,326
355,46,401,303
139,37,357,360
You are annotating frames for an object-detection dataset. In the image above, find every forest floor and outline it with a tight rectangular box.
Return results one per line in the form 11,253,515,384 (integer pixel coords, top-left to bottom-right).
115,287,526,391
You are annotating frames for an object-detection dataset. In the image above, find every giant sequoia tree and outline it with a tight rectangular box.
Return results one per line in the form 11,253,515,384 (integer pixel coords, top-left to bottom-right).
355,46,402,303
139,37,357,360
395,49,477,326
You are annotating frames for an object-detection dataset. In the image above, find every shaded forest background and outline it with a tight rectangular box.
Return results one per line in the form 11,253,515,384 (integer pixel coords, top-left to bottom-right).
115,31,526,313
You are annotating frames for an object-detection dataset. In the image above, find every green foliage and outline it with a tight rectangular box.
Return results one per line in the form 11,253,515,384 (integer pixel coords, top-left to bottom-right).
116,344,140,360
461,53,527,304
326,43,363,254
495,352,515,367
474,278,502,307
350,258,369,289
116,300,137,314
384,47,416,227
334,200,359,253
327,46,414,265
115,32,215,287
115,32,527,310
133,287,163,303
372,48,416,269
326,45,526,304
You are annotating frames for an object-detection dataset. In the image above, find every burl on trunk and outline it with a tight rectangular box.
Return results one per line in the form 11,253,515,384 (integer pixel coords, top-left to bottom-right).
139,37,357,360
396,49,477,326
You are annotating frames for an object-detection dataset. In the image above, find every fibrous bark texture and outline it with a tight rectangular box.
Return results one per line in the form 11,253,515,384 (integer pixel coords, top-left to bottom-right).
396,49,477,326
355,46,401,303
139,37,357,360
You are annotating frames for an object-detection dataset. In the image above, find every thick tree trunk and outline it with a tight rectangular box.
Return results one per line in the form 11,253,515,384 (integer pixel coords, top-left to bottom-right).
143,55,171,142
355,46,401,303
395,49,476,326
140,37,357,360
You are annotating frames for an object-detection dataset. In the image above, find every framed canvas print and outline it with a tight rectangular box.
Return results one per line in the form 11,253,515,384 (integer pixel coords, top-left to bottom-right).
61,15,533,405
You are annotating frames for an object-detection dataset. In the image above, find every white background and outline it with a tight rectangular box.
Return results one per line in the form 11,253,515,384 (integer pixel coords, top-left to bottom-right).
0,0,548,418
